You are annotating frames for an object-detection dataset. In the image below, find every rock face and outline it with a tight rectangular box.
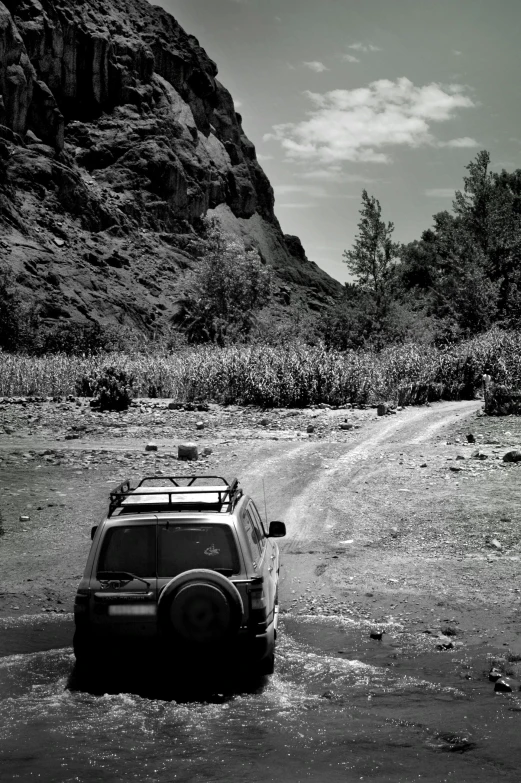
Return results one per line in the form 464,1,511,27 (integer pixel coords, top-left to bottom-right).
0,0,341,335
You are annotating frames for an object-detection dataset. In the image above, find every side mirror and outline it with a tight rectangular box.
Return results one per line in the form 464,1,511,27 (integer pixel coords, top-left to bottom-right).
90,526,98,540
268,521,286,538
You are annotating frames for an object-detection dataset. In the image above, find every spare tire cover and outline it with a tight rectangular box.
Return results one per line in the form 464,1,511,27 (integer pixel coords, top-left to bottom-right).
158,569,243,644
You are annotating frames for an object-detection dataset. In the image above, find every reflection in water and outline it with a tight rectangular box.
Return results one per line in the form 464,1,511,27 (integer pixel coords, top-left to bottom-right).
0,618,520,782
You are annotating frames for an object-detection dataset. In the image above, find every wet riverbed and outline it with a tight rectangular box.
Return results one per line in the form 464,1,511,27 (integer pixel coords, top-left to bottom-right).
1,615,520,783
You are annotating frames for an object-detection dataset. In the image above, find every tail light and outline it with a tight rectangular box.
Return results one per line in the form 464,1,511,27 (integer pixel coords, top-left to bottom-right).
249,578,267,630
74,593,89,615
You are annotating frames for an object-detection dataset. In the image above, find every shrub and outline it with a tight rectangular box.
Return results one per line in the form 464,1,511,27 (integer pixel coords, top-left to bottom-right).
90,366,134,411
179,221,272,344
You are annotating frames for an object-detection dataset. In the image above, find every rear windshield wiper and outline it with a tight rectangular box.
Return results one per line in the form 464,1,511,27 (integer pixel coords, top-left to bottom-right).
97,571,151,589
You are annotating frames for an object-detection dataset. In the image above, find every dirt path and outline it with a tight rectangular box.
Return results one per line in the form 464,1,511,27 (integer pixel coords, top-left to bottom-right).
229,399,481,554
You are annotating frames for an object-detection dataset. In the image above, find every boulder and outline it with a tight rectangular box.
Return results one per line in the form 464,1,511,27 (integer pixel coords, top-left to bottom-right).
145,442,158,452
503,450,521,463
377,403,388,417
494,679,513,693
178,443,198,461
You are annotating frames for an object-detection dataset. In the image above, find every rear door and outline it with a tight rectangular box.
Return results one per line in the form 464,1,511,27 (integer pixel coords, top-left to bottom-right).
155,517,245,594
246,502,277,625
89,518,158,629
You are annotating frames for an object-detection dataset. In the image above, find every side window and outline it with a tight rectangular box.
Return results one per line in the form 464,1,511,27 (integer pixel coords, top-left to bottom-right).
250,502,267,538
249,504,266,551
243,510,262,561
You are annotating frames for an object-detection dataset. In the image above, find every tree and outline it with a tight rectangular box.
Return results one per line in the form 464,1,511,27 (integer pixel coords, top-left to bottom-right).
180,221,273,344
343,190,400,316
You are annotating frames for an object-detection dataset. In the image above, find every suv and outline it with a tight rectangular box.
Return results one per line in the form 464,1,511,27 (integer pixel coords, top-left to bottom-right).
73,476,286,677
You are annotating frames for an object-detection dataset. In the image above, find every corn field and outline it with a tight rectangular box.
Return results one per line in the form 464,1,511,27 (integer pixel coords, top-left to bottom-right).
1,329,520,407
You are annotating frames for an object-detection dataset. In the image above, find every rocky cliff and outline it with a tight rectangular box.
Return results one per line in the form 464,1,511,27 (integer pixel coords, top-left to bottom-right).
0,0,341,336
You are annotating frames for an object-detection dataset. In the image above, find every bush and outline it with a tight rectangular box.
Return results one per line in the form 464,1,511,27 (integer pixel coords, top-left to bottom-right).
179,221,272,344
89,366,134,411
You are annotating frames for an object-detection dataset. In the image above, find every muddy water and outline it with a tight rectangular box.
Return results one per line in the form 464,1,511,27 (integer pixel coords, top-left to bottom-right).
1,616,520,783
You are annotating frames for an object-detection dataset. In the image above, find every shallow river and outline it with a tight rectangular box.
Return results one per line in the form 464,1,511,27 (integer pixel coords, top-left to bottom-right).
1,615,520,783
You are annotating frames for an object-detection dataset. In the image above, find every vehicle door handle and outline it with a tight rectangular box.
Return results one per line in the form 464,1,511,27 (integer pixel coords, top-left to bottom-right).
270,554,276,560
268,566,273,573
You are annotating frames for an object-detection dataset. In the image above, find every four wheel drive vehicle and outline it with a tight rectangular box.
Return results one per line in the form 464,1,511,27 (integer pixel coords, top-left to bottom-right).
73,476,286,676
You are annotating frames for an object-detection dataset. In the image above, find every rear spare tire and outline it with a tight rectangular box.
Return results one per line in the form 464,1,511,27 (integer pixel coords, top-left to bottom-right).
158,569,243,645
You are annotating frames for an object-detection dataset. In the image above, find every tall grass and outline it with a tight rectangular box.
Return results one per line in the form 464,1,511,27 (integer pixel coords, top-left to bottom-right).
1,328,520,407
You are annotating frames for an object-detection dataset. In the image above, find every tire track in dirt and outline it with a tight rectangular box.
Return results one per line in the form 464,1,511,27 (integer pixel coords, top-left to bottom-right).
281,400,481,554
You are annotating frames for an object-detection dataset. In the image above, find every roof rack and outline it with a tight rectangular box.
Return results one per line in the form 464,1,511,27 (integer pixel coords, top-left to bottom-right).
108,476,243,517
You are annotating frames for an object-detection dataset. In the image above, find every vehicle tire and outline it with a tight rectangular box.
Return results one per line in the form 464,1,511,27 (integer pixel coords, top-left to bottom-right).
158,569,243,646
256,652,275,676
72,629,100,678
73,629,92,663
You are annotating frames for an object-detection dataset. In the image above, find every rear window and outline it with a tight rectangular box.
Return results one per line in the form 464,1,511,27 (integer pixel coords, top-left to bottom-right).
97,525,155,577
158,524,240,577
96,524,241,578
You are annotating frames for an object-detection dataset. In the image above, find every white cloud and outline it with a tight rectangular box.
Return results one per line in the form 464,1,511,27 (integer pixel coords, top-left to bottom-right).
438,136,478,148
342,54,360,63
425,188,456,197
303,61,329,73
273,183,360,200
264,77,476,165
256,153,273,162
348,42,381,52
453,50,462,56
274,184,329,198
298,168,375,183
234,99,243,109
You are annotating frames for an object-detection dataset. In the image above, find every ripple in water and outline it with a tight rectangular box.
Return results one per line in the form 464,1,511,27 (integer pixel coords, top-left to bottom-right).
0,620,516,782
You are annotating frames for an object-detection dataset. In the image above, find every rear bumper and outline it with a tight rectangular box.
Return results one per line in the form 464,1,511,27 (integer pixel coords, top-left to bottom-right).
75,618,276,665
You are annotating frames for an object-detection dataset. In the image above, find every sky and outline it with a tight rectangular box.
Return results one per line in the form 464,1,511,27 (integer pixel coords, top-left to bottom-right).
152,0,521,283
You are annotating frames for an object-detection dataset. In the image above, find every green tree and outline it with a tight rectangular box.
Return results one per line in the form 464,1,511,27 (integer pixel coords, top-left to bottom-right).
180,221,273,344
343,190,400,316
0,266,24,351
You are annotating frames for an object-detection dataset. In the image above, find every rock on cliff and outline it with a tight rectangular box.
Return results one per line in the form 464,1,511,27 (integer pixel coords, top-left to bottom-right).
0,0,341,336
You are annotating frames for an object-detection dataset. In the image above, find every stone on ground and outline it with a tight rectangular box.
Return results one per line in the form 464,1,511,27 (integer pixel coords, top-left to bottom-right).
503,450,521,463
494,679,513,692
178,443,198,461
